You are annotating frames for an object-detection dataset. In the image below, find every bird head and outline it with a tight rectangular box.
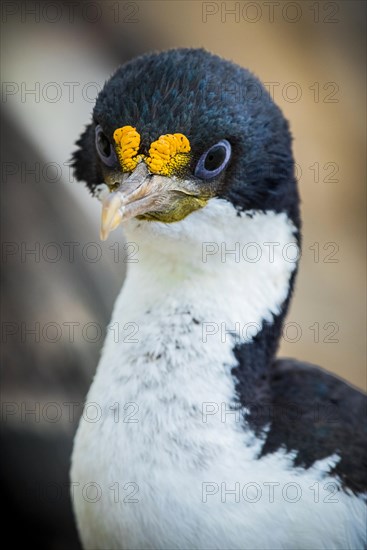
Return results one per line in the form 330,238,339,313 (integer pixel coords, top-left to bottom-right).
73,48,300,254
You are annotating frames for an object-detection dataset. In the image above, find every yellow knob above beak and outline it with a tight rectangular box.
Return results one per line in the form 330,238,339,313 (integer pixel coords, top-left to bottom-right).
113,126,191,176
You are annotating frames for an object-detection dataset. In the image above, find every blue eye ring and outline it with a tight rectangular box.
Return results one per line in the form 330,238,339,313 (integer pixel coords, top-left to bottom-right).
95,124,117,168
194,139,232,180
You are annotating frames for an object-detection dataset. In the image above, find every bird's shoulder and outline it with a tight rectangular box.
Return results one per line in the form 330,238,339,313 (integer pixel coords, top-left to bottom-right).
237,356,367,494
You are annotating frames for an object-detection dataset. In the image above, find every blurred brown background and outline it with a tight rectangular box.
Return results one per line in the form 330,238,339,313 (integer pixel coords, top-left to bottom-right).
1,1,366,548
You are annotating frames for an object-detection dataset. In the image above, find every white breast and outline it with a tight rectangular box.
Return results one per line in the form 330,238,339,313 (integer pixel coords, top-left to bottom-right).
71,200,366,549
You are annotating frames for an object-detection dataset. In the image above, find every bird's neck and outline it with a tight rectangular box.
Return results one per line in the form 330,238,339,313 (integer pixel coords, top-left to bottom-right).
96,205,298,442
117,203,298,368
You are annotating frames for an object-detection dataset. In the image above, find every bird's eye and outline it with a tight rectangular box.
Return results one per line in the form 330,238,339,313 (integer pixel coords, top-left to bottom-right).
95,125,117,167
194,140,232,180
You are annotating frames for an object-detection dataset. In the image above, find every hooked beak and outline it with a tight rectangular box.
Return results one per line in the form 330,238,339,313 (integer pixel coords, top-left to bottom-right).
100,162,206,240
100,163,152,240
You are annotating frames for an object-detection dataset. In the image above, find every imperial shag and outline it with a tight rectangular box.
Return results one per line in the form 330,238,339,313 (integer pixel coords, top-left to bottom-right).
71,49,366,550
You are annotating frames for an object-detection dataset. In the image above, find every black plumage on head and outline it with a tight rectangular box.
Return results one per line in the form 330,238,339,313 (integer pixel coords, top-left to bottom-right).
73,48,300,231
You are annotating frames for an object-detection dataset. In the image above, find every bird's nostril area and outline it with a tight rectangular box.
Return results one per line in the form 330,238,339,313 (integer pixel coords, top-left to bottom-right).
108,182,121,192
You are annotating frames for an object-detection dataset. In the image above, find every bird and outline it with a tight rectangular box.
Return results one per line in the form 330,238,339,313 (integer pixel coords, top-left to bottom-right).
70,48,366,550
